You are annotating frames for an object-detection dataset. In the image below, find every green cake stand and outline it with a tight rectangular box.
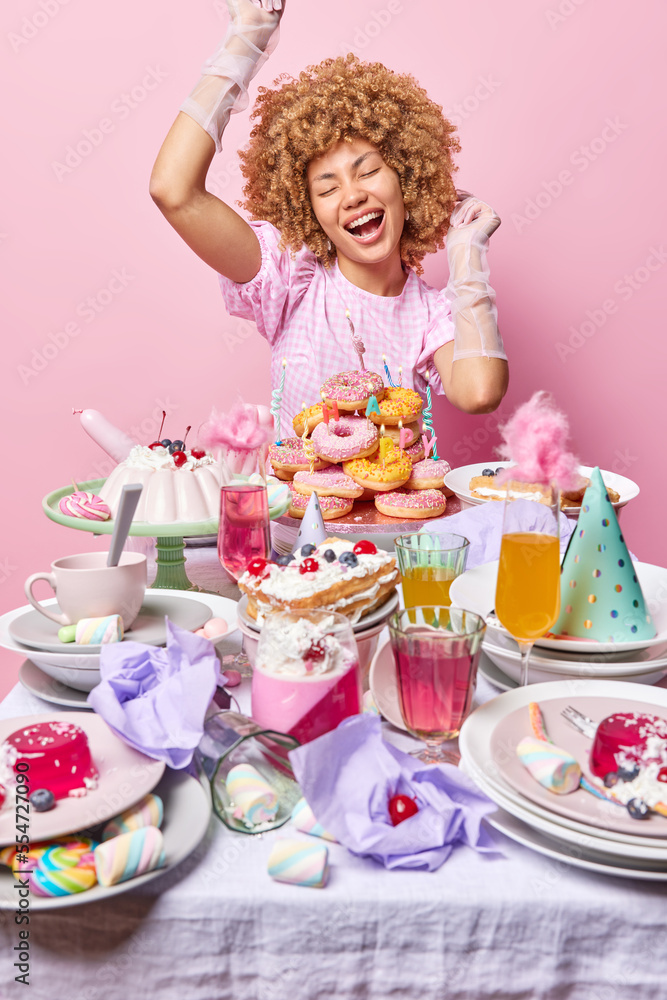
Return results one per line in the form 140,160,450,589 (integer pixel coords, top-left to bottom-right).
43,479,289,592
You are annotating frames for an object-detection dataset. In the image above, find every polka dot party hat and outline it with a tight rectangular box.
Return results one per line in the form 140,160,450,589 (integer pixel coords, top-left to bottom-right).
291,492,327,553
552,467,655,642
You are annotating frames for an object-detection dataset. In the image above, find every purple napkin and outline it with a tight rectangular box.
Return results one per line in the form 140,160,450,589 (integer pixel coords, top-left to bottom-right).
426,499,575,569
88,620,222,768
289,715,498,871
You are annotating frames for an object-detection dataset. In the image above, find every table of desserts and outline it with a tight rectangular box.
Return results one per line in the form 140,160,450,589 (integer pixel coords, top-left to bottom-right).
0,546,666,1000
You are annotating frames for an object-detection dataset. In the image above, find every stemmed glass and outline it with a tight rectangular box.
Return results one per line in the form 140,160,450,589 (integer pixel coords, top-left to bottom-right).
494,484,561,686
388,606,486,765
218,484,270,581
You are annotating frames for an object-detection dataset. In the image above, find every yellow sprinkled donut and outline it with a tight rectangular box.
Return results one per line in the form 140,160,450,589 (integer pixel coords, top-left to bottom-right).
368,387,422,426
343,440,412,492
292,403,324,437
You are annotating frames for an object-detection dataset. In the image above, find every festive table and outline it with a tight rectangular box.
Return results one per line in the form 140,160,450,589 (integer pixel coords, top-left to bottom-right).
0,548,665,1000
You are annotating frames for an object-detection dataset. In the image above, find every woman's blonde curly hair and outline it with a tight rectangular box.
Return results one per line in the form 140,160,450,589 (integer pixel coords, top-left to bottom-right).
239,54,460,275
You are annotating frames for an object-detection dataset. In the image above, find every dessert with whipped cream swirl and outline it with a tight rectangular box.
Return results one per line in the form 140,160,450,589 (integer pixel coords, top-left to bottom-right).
251,610,361,743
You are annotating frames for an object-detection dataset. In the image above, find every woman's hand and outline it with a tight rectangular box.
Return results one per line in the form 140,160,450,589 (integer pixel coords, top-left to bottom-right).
227,0,284,25
449,189,500,240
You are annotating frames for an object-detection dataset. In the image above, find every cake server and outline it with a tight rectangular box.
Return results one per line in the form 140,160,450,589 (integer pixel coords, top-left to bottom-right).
107,484,143,567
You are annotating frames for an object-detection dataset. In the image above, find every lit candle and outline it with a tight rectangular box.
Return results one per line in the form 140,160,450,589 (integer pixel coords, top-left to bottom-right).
320,391,330,431
365,396,381,418
422,432,435,458
379,424,392,469
422,370,439,460
398,419,411,452
398,365,403,388
382,354,396,388
301,400,316,473
270,358,287,446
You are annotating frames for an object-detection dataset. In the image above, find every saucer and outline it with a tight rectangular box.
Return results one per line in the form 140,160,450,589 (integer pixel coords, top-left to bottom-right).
19,660,92,709
9,593,212,653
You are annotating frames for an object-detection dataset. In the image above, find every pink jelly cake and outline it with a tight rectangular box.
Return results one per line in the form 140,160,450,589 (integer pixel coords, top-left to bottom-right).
1,721,99,800
251,613,361,744
590,711,667,811
98,444,221,524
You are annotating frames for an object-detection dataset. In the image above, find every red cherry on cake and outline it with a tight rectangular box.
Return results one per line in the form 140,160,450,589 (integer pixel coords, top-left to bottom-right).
0,784,5,809
172,450,188,468
299,558,319,575
304,640,326,662
388,794,419,826
247,557,269,577
353,540,377,556
658,767,667,784
191,447,206,459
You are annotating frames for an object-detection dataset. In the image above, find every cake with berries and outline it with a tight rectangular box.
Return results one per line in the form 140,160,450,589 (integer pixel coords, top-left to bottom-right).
237,538,399,624
1,720,99,802
469,468,620,509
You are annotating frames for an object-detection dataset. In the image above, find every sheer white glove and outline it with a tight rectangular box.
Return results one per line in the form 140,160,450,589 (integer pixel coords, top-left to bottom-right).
445,190,507,362
180,0,283,153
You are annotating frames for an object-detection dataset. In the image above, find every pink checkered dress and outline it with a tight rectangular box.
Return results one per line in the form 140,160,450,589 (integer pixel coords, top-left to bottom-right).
218,221,454,428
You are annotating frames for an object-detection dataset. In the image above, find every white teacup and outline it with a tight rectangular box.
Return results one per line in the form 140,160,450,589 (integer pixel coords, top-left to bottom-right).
24,552,147,628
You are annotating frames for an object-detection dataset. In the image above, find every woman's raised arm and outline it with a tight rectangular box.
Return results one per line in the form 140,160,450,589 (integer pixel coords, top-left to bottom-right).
149,0,283,283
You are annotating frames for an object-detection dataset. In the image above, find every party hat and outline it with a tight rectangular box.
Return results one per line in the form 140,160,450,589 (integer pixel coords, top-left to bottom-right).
291,492,327,553
552,467,655,642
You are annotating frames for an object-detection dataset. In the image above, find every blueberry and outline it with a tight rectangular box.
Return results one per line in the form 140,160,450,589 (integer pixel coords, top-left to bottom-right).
495,467,504,475
30,789,55,813
481,468,494,477
603,772,619,788
627,798,650,820
275,554,295,566
300,544,316,557
617,765,640,782
160,438,172,448
169,440,184,454
339,551,359,568
323,549,337,563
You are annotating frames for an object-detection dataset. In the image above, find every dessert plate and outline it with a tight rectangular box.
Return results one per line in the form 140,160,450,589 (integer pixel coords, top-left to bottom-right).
478,655,516,692
368,639,406,732
0,768,211,910
443,462,639,514
9,593,212,654
237,591,400,635
19,660,92,709
450,560,667,654
490,695,667,837
0,712,164,846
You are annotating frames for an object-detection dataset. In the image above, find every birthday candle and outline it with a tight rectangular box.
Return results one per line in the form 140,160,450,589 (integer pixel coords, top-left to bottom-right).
398,365,403,388
345,309,366,370
365,396,381,418
382,354,397,388
398,419,411,452
270,358,287,445
301,400,316,473
422,370,439,460
379,424,392,468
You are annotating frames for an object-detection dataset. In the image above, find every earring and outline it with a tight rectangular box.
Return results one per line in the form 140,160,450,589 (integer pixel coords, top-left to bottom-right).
404,210,410,221
327,239,332,251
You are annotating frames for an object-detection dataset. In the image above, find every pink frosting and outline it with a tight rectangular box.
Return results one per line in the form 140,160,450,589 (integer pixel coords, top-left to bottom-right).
293,467,360,490
289,488,353,513
311,416,378,461
407,459,451,482
320,370,384,402
376,489,446,509
269,437,311,465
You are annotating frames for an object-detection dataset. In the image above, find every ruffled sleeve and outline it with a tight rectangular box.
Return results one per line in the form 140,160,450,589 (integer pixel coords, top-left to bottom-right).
413,292,456,395
217,221,318,346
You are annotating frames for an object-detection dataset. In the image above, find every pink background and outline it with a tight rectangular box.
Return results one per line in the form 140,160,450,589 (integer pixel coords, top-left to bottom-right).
1,1,665,697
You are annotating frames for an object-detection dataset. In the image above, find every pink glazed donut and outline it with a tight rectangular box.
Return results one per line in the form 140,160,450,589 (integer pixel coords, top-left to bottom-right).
374,489,447,519
320,371,385,411
311,416,379,462
268,438,328,480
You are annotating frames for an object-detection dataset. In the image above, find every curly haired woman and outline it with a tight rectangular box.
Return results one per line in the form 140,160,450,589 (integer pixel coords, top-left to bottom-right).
150,0,508,427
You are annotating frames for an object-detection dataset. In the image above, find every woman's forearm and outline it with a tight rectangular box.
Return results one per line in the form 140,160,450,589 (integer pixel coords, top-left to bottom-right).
434,342,509,414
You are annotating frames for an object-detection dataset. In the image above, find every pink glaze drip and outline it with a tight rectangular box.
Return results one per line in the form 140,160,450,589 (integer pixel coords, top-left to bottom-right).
294,467,358,489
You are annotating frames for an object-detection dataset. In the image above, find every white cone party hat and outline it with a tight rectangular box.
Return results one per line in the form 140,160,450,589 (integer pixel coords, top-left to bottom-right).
291,492,327,553
552,467,655,642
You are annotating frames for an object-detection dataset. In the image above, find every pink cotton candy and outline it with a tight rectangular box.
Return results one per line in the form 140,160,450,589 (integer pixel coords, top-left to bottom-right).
199,403,271,454
496,392,580,490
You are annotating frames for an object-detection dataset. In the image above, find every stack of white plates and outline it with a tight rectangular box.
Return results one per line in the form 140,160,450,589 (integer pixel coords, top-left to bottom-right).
459,679,667,879
450,560,667,687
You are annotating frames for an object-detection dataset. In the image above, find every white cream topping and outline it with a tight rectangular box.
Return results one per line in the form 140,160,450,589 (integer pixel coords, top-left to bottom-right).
256,614,355,677
473,486,546,500
122,444,215,472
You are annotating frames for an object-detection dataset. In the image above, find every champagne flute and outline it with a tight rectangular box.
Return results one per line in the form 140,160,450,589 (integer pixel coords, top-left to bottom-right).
218,483,270,581
494,484,561,686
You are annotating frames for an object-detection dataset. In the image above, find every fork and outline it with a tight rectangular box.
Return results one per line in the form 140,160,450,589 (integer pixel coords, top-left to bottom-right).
561,705,597,739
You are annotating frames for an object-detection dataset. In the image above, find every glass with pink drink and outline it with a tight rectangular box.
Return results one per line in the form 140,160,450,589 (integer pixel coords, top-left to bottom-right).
218,484,270,581
388,607,486,764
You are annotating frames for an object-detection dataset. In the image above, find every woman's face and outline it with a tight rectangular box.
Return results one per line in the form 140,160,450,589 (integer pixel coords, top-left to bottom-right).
307,138,405,268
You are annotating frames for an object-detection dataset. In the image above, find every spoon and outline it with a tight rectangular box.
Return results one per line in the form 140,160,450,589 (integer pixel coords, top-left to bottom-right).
107,484,143,567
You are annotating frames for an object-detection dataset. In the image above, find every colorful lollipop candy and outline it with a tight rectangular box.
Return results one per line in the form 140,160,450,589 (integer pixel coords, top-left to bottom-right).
59,490,111,521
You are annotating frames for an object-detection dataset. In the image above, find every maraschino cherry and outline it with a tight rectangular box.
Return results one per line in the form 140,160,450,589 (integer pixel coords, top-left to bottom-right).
148,411,167,450
171,426,192,467
353,540,377,555
388,794,419,826
247,557,270,577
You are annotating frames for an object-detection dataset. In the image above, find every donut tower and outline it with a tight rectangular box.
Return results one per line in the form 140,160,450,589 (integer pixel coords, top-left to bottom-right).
267,370,452,522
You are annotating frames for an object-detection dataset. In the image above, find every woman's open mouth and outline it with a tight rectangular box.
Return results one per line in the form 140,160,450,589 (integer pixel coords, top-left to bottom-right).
343,210,386,244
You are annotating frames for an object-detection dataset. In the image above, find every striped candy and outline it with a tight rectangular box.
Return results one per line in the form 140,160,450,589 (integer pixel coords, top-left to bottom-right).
516,736,582,794
76,615,124,645
267,839,329,888
102,793,164,841
226,764,278,826
30,864,97,896
291,798,337,843
59,490,111,521
94,826,165,887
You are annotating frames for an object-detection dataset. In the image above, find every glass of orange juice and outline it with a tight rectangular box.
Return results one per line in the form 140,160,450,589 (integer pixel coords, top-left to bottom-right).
395,533,470,612
494,482,561,686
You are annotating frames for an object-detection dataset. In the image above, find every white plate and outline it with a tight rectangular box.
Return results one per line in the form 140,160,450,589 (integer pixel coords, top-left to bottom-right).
459,679,667,848
19,660,92,708
237,590,400,635
478,655,517,691
0,590,240,690
450,560,667,654
443,462,639,513
0,712,164,845
486,807,667,881
0,769,211,909
368,639,406,732
463,759,667,864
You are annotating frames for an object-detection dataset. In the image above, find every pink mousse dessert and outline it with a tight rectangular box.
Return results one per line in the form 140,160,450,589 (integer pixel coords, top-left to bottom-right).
251,611,361,745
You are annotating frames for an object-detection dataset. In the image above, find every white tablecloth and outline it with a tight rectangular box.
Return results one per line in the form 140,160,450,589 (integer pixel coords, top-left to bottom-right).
0,546,665,1000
